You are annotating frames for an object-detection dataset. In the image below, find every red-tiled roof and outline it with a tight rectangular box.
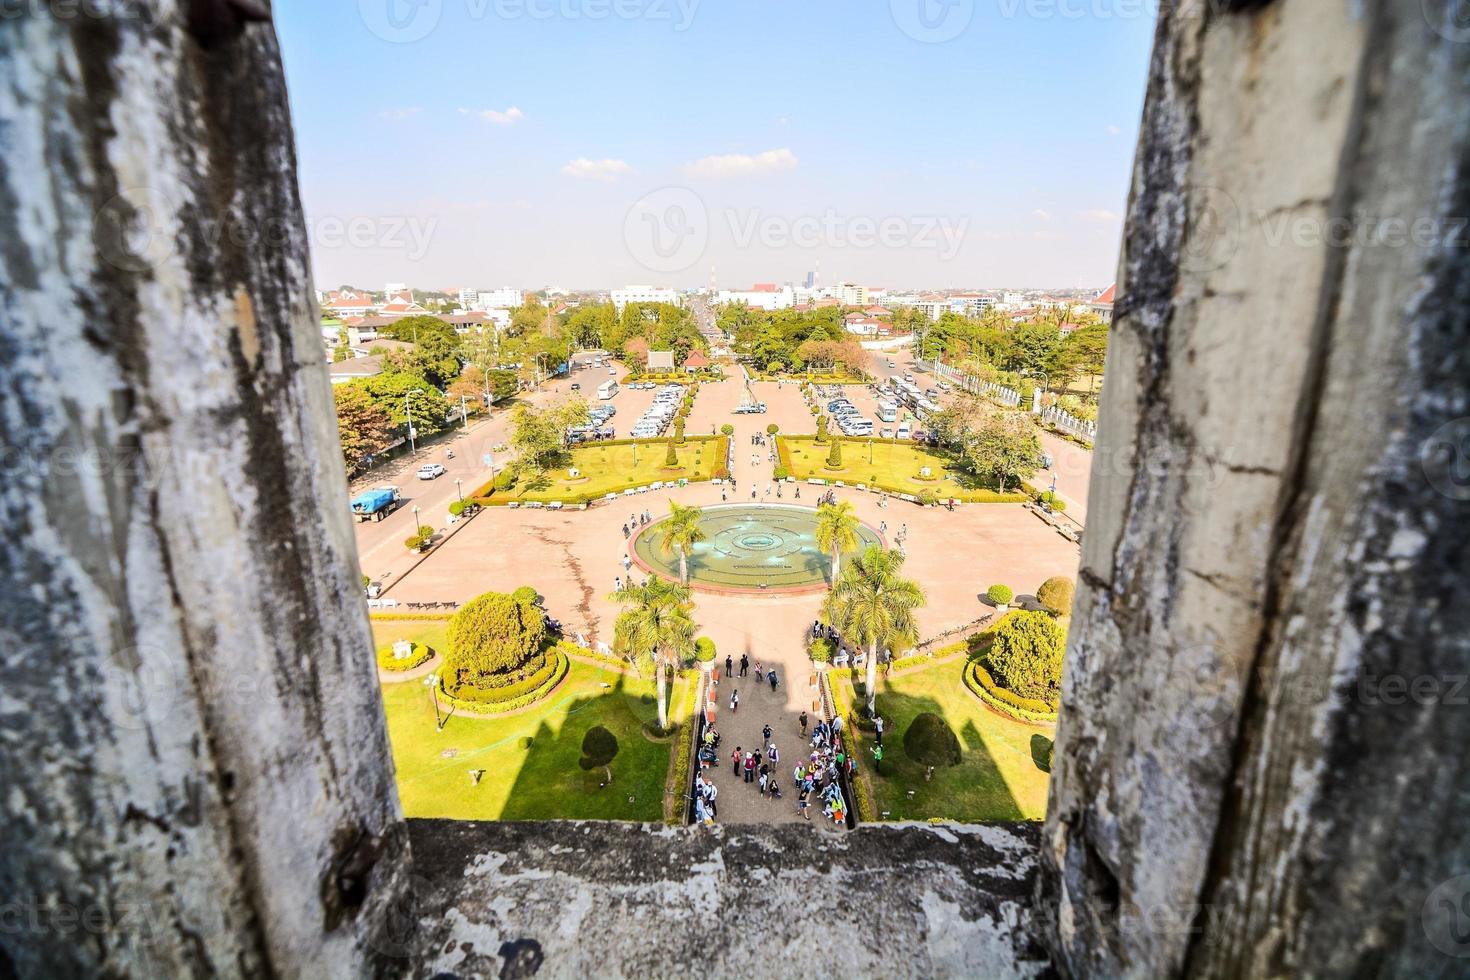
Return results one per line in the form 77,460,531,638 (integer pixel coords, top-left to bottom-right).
752,283,778,292
682,350,711,368
1094,282,1116,304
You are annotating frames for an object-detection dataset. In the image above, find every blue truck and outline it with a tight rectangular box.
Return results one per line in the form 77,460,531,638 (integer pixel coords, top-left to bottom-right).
350,486,401,522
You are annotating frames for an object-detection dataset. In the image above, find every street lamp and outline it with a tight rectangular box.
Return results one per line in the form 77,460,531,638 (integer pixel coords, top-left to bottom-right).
424,673,445,731
455,478,463,503
1022,369,1050,396
412,504,421,533
404,388,425,453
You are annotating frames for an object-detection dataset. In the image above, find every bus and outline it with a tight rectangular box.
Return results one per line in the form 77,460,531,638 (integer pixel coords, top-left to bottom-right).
597,379,618,400
877,402,898,423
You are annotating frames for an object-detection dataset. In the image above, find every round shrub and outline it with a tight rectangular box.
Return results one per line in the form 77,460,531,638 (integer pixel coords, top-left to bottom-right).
987,584,1014,605
1036,576,1075,617
492,470,517,491
766,423,779,436
448,500,467,517
773,466,790,481
694,637,717,662
809,636,836,663
579,725,620,778
511,586,539,606
721,424,735,436
826,437,843,469
985,610,1066,706
447,591,547,680
903,712,961,768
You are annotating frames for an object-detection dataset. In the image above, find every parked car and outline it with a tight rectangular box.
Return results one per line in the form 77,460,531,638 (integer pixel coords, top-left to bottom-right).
416,463,446,480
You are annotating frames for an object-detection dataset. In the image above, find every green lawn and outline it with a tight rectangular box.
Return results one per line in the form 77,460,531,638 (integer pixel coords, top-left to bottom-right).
836,660,1053,822
497,437,727,505
780,436,1027,502
371,618,450,655
381,658,691,821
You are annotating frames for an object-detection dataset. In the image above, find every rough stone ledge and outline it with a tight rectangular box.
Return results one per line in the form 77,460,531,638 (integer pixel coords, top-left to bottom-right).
402,819,1052,979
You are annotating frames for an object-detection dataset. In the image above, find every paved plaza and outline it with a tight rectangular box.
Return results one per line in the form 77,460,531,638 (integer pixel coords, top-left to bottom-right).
359,354,1084,824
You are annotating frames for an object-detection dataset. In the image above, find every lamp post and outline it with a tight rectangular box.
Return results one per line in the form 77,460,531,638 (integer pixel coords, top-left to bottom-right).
424,673,445,731
455,478,463,503
412,504,421,533
404,388,425,453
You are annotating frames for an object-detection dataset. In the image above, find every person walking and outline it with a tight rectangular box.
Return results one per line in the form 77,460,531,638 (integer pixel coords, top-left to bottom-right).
614,576,622,592
768,668,778,693
799,710,809,736
762,723,772,747
768,743,779,767
874,715,885,746
744,753,756,784
739,654,749,677
732,746,742,771
794,485,800,499
730,689,740,713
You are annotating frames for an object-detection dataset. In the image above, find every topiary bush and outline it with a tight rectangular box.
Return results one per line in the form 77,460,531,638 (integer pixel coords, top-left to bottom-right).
826,437,843,469
766,423,779,436
903,712,962,768
665,440,679,466
579,725,620,784
809,636,836,663
694,636,717,663
511,585,539,606
987,584,1014,606
493,470,517,491
773,466,790,481
984,610,1066,707
446,591,547,682
1036,576,1075,617
721,424,735,436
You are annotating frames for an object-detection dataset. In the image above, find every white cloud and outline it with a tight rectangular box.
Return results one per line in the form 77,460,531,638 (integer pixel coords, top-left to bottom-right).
459,106,525,125
1076,209,1120,223
560,157,633,181
1105,124,1122,135
379,107,422,121
685,147,799,178
1031,209,1052,221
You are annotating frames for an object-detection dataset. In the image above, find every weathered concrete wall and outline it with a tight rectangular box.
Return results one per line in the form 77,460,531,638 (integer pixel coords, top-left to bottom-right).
405,819,1051,979
1041,0,1470,976
0,2,405,975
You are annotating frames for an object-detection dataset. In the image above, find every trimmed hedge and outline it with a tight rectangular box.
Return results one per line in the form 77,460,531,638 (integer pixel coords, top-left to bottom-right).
439,648,570,715
668,671,702,824
963,660,1058,724
829,677,877,822
809,636,836,663
376,642,434,671
469,435,730,505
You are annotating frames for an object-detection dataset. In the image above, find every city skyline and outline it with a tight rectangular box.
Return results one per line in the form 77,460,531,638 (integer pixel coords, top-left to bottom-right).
276,3,1154,291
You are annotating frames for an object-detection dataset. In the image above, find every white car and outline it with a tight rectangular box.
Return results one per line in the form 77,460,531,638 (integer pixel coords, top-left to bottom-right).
416,463,446,480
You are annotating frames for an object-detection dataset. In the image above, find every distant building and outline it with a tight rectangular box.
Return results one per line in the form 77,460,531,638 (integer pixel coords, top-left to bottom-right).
612,286,680,313
836,282,869,307
323,288,377,317
804,270,815,289
647,350,676,371
476,287,523,310
328,355,384,385
682,350,712,371
717,283,794,311
1089,283,1116,323
844,313,891,337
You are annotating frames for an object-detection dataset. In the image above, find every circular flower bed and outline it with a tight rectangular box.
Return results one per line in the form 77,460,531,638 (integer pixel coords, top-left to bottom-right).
377,642,434,672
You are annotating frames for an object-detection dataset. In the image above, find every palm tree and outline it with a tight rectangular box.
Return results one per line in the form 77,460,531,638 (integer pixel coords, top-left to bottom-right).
610,578,696,730
814,499,861,583
824,545,926,717
660,501,706,586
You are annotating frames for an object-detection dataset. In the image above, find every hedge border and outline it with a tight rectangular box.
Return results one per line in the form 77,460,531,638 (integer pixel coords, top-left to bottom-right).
376,642,435,672
962,659,1059,725
829,676,878,822
437,648,570,716
667,671,702,824
470,435,730,505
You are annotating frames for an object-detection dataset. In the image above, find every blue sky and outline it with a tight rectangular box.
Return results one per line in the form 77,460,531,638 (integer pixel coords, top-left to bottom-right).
276,1,1155,292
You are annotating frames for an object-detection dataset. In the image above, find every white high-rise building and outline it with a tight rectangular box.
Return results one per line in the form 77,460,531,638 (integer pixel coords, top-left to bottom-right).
837,282,869,306
612,286,680,312
477,287,524,310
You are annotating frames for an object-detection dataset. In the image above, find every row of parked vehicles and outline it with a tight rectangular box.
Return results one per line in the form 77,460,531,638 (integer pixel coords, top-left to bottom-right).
630,385,686,439
827,397,874,437
568,403,617,444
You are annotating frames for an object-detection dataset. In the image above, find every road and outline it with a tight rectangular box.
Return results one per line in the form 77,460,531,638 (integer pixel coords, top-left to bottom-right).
351,351,610,583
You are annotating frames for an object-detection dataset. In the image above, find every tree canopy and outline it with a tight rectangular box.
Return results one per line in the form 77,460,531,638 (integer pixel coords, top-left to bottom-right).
985,610,1067,706
447,590,548,680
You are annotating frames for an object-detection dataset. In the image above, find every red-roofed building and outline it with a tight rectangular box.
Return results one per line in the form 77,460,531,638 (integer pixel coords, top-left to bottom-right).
751,283,778,292
1089,283,1116,323
324,289,378,317
682,350,712,371
844,313,892,337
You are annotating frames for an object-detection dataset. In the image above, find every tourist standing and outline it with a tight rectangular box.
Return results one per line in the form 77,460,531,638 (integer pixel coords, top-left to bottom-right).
767,668,778,692
762,723,772,746
799,710,809,736
730,689,740,713
739,654,749,677
725,654,734,678
874,715,885,746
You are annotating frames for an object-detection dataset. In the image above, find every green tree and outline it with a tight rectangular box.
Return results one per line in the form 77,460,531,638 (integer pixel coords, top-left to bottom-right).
664,440,679,467
985,610,1067,705
446,591,547,681
509,397,591,477
826,436,843,469
660,501,706,585
333,382,395,471
610,578,696,730
964,411,1045,492
579,725,620,784
362,372,449,441
814,499,861,583
904,712,962,768
823,545,926,716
